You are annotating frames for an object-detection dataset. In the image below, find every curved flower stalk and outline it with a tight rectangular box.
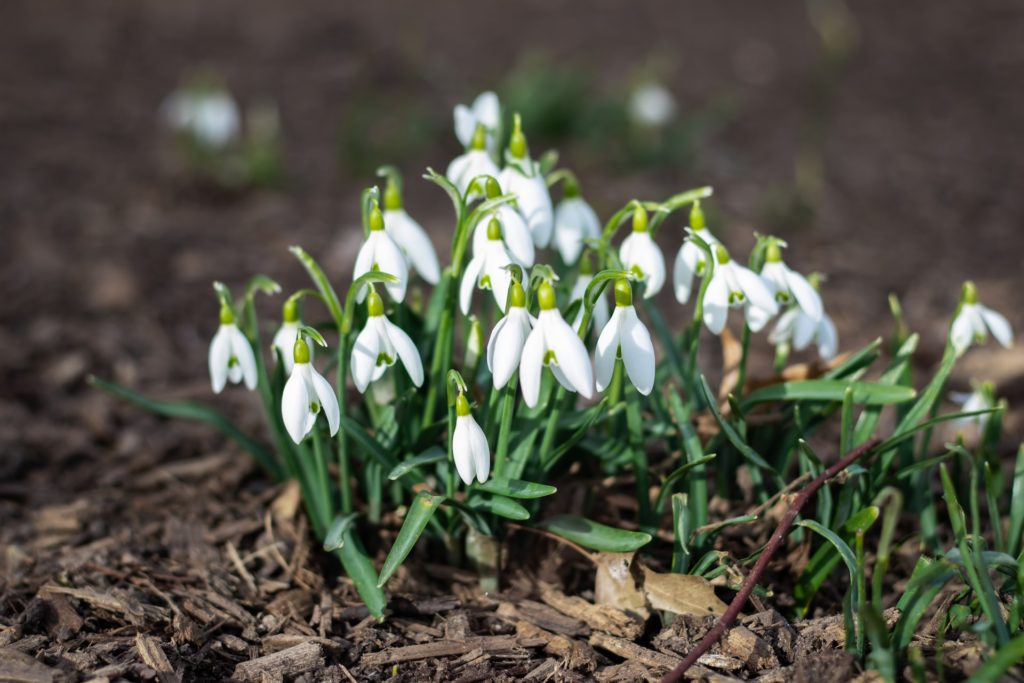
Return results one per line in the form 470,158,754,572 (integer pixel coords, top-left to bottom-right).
351,291,425,393
272,298,312,374
281,336,339,444
487,282,534,389
454,91,501,156
618,205,665,298
673,202,720,304
595,279,656,395
571,261,610,334
209,303,257,393
452,393,491,484
702,244,778,334
381,174,440,285
520,282,594,407
471,204,536,267
460,218,522,315
499,115,553,248
553,177,600,265
353,205,408,303
447,124,500,198
950,281,1013,356
754,240,823,330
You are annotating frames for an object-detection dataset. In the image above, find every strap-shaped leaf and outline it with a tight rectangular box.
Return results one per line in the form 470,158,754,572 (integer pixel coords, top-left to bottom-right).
337,531,386,618
323,513,359,552
475,477,556,499
466,493,530,520
742,380,916,408
377,492,445,587
539,514,651,552
387,447,446,481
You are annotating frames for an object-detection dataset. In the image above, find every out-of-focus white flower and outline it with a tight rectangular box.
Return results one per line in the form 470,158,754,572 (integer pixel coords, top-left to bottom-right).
949,383,996,435
281,337,339,444
452,393,491,485
757,241,823,330
272,299,312,374
454,91,501,154
350,291,424,393
595,280,655,395
353,205,408,303
769,307,839,360
618,206,665,298
472,204,535,267
519,282,594,408
553,180,600,265
209,305,257,393
382,180,440,285
447,125,500,198
673,202,719,304
500,115,553,248
163,87,240,149
950,281,1013,356
460,218,521,315
570,268,610,334
628,81,677,128
486,282,533,389
702,245,779,334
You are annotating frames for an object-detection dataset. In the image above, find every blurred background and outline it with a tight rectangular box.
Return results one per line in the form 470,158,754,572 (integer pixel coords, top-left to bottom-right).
2,0,1023,491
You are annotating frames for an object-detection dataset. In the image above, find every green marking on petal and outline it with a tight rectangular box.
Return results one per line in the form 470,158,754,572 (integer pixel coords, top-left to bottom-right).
543,350,557,366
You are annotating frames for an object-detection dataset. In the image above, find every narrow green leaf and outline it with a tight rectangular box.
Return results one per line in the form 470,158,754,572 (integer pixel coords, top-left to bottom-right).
538,515,652,552
824,338,882,380
377,492,445,587
798,520,858,583
965,631,1024,682
466,493,531,520
336,532,386,618
323,513,359,551
387,447,446,480
475,477,557,499
1008,445,1024,557
892,557,956,652
742,380,916,407
698,376,777,476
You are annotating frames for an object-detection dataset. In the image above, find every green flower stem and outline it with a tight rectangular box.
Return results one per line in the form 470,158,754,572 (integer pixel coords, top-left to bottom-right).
243,295,290,481
494,376,518,477
311,427,334,527
539,387,567,469
625,376,653,528
446,390,458,497
735,324,752,396
336,333,353,514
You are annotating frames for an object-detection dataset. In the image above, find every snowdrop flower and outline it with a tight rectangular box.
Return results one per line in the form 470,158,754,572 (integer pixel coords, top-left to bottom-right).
499,116,553,248
281,336,339,444
382,177,440,285
570,260,610,334
460,218,521,315
471,179,535,267
553,178,601,265
454,91,501,155
950,281,1013,356
351,291,425,393
447,124,500,198
673,202,720,304
520,282,594,408
949,383,996,435
756,241,823,329
702,245,779,334
272,299,312,374
353,205,408,303
163,86,240,149
769,307,839,360
209,304,257,393
452,393,491,485
595,280,655,395
486,282,534,389
618,205,665,299
628,81,677,129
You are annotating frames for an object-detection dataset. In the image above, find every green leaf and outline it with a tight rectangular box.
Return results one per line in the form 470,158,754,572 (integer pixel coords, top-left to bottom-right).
290,246,344,329
475,477,557,499
892,557,955,652
698,376,777,477
824,338,882,380
323,513,359,551
1007,445,1024,557
964,631,1024,683
387,447,446,480
377,492,445,587
538,514,652,552
336,532,386,618
466,493,531,520
245,274,282,299
423,167,464,225
798,520,857,584
742,380,916,407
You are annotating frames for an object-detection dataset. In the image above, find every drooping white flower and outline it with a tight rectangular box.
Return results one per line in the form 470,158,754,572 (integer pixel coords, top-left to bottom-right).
271,299,313,374
628,81,677,129
350,291,425,393
452,393,491,485
702,245,779,334
519,282,594,408
595,280,655,395
673,202,720,304
353,205,408,303
281,337,339,444
758,241,823,324
460,218,522,315
446,124,500,198
382,180,440,285
162,86,240,149
209,305,257,393
570,269,610,334
499,115,553,248
553,182,600,265
618,206,665,298
471,204,535,267
769,307,839,360
949,383,996,435
950,282,1013,356
486,282,534,389
454,91,501,154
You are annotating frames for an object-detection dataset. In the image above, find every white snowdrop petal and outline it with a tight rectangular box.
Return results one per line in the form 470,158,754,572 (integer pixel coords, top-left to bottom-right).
209,327,231,394
350,325,381,393
282,370,310,444
980,305,1014,348
594,308,623,393
549,363,578,392
229,326,258,390
453,104,475,148
735,266,778,315
620,308,655,395
446,153,472,190
673,246,696,304
545,313,593,398
702,274,730,335
452,418,476,485
817,314,839,360
310,368,340,436
227,363,243,385
769,308,800,346
950,308,975,355
519,328,546,408
486,315,508,377
491,316,528,389
459,256,485,315
500,208,536,267
386,210,441,285
383,319,424,387
746,303,774,334
473,91,501,131
468,419,491,483
792,311,818,350
785,268,824,321
640,238,666,298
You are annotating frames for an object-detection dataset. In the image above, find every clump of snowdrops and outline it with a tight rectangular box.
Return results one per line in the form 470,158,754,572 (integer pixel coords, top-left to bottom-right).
97,90,1024,678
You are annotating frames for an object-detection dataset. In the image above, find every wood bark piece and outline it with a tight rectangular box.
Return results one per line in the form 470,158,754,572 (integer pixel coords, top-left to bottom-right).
359,635,547,667
0,647,73,683
232,641,324,682
135,634,181,683
589,634,741,682
538,583,643,640
513,617,598,673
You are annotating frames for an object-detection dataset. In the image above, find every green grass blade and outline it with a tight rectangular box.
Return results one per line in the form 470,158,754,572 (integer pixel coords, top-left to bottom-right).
539,515,652,552
966,632,1024,683
698,376,778,477
387,447,446,480
742,380,916,408
1008,446,1024,557
377,492,445,587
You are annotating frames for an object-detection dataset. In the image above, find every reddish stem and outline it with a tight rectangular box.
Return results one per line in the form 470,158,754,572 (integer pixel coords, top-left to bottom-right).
661,437,880,683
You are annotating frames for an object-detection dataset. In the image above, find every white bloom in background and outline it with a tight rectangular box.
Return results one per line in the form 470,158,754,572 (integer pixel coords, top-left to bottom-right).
554,184,601,265
447,124,500,198
500,116,553,248
209,305,257,393
163,87,240,149
472,205,535,267
353,206,408,303
618,206,665,298
950,282,1014,356
281,337,339,444
271,300,312,374
460,218,521,315
454,91,501,155
628,81,677,128
351,291,425,393
595,280,655,395
702,245,779,334
452,393,491,485
769,307,839,360
757,241,823,326
570,269,610,334
949,383,996,435
382,181,440,285
673,202,719,304
486,282,534,389
519,282,594,408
